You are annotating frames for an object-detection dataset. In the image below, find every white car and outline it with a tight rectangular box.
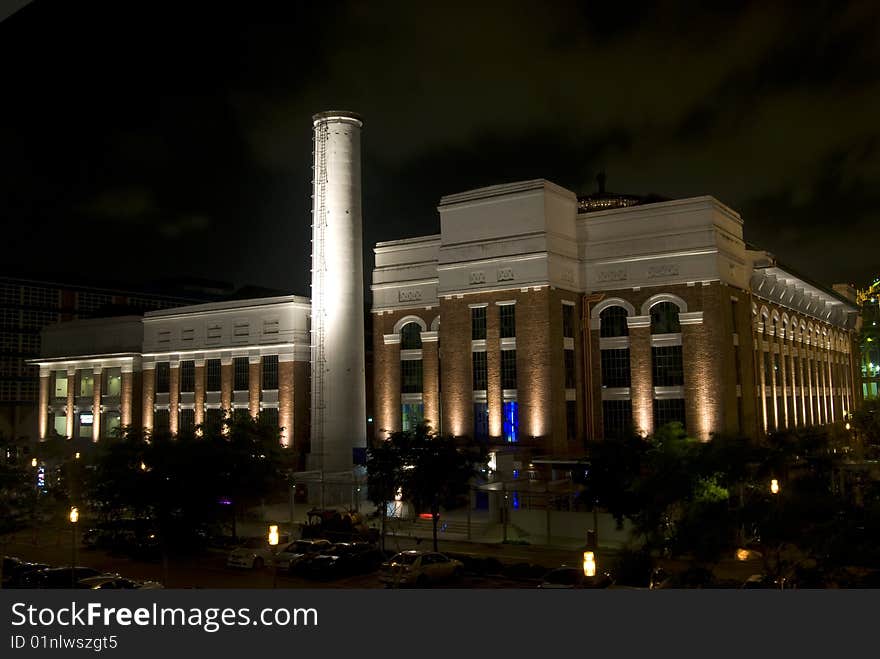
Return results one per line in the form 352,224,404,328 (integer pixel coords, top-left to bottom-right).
226,538,278,569
378,551,463,587
272,539,332,571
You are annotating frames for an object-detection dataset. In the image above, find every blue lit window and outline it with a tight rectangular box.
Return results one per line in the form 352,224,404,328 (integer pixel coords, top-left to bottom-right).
503,401,519,443
513,469,519,479
401,403,424,431
512,491,520,509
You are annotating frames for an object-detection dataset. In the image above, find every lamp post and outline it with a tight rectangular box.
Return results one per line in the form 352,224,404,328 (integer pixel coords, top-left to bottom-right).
69,506,79,587
268,524,279,589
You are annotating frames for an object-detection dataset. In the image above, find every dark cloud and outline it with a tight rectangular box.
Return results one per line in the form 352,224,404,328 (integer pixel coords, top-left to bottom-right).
1,0,877,294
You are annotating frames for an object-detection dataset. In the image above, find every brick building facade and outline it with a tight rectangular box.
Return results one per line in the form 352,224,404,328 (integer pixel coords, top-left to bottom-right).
371,180,861,460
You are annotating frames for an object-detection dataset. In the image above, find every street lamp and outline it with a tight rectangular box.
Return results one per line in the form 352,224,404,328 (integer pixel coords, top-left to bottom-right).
583,551,596,578
268,524,279,588
31,457,37,467
69,506,79,587
770,479,780,495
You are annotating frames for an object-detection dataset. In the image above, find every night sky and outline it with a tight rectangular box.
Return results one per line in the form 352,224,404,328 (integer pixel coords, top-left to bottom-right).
2,1,878,300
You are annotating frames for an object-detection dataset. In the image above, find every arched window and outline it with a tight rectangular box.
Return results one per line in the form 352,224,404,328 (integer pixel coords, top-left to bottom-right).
650,302,681,334
400,322,422,349
599,306,629,338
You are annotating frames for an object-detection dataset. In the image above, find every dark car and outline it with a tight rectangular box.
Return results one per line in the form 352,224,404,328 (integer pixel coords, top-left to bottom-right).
7,562,52,589
2,556,23,587
299,543,384,580
31,567,104,589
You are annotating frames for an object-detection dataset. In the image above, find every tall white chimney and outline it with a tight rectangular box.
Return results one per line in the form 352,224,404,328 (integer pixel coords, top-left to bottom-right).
309,111,366,473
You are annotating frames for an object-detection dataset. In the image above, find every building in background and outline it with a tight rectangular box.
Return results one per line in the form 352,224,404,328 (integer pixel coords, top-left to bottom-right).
0,275,235,443
372,179,861,463
30,295,312,462
857,277,880,399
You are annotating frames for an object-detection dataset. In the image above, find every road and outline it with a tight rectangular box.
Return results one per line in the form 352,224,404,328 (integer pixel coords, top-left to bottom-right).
0,528,541,589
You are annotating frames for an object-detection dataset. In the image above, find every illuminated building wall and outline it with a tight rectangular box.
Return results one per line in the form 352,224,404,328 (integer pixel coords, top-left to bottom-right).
372,181,860,454
31,296,312,461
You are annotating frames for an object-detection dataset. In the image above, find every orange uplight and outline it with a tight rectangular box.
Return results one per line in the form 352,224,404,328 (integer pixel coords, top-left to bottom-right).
736,548,750,561
583,551,596,577
770,479,780,495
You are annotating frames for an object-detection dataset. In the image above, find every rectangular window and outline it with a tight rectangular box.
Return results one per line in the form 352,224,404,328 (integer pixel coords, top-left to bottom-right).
564,349,576,389
500,304,516,338
602,400,632,439
155,362,170,394
501,350,517,390
180,360,195,393
471,307,486,340
179,409,195,434
102,412,121,439
154,409,170,432
473,402,489,440
653,398,686,429
234,357,249,391
262,355,279,389
263,319,279,335
182,328,194,342
601,349,631,388
234,323,249,337
157,330,171,344
651,346,684,387
503,401,519,443
54,413,67,437
472,352,487,390
79,372,94,397
401,403,424,432
562,304,574,339
734,346,742,385
401,359,423,394
77,412,93,438
104,368,122,397
207,324,222,341
206,359,221,392
54,372,68,399
260,407,279,428
566,400,577,441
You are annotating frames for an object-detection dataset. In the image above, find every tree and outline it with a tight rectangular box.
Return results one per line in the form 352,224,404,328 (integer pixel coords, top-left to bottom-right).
366,435,404,552
369,423,485,553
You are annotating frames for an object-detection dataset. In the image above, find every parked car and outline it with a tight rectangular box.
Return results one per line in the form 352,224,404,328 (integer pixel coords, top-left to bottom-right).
30,567,104,589
378,550,463,587
2,556,23,587
273,539,332,572
77,575,164,589
226,537,279,569
537,566,613,589
299,542,384,580
8,562,53,588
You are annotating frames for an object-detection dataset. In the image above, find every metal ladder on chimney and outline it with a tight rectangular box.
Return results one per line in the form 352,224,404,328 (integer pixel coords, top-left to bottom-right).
311,120,329,462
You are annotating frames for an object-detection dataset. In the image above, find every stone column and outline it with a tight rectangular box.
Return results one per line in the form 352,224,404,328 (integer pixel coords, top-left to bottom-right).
439,298,472,438
680,311,715,441
627,316,653,436
278,357,294,447
249,357,261,419
788,350,798,427
142,362,155,432
826,348,835,422
194,359,205,428
220,356,233,418
66,367,76,439
487,304,502,439
169,362,180,435
121,366,134,428
38,368,50,440
421,333,440,432
92,367,102,441
375,334,401,438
